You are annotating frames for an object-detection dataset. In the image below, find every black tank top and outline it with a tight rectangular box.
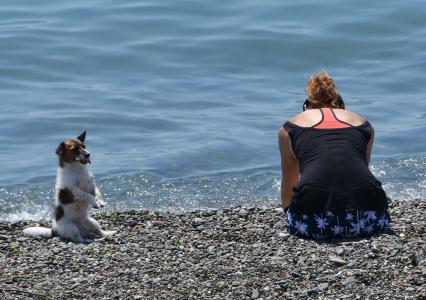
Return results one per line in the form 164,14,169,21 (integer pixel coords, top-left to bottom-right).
283,108,388,214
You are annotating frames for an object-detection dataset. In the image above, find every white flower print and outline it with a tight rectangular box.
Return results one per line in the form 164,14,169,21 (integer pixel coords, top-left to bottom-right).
286,210,388,239
330,225,344,236
334,215,344,236
294,220,309,236
345,212,354,221
349,212,367,236
363,224,375,234
363,211,377,221
349,222,361,235
315,215,329,229
286,211,294,227
359,217,367,229
314,214,329,236
378,214,389,229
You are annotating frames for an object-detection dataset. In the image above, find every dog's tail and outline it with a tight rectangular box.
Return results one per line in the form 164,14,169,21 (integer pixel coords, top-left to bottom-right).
23,227,53,239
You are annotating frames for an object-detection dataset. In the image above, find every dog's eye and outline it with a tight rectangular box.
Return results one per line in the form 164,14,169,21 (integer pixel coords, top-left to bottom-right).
82,145,86,149
72,148,79,154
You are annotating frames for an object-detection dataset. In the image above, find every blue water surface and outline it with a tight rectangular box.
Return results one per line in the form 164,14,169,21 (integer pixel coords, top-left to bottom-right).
0,0,425,221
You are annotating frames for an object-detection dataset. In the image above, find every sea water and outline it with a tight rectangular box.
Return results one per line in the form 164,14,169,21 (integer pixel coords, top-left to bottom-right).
0,0,425,221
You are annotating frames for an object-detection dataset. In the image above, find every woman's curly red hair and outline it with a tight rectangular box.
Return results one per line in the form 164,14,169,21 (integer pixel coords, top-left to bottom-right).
305,70,343,109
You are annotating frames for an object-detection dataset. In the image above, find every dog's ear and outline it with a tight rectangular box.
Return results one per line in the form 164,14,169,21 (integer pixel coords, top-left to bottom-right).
56,142,66,157
77,131,86,143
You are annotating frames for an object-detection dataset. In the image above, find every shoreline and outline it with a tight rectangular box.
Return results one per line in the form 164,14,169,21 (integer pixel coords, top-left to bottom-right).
1,199,425,299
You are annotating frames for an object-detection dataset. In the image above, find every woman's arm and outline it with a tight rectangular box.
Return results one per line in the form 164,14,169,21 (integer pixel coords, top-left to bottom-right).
366,126,375,165
278,127,300,209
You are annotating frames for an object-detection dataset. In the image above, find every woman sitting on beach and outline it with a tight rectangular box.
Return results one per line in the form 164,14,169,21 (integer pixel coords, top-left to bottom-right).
278,71,390,239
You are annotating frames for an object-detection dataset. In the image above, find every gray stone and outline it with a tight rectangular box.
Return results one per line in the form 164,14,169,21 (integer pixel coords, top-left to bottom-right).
239,208,248,216
336,247,345,256
277,232,290,239
193,217,205,225
343,277,357,285
274,208,284,214
318,283,329,290
152,277,160,284
251,289,260,299
329,255,347,265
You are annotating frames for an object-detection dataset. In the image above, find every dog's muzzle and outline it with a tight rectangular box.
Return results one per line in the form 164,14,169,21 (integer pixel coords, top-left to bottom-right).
76,151,91,164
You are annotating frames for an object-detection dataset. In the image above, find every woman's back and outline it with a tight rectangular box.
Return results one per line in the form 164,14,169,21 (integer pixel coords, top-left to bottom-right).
286,109,371,179
283,108,387,214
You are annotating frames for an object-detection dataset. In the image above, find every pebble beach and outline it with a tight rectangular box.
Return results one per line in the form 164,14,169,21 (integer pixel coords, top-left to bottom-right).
1,199,425,300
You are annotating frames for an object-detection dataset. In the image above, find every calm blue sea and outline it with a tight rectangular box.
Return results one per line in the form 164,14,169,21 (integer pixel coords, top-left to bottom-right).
0,0,425,221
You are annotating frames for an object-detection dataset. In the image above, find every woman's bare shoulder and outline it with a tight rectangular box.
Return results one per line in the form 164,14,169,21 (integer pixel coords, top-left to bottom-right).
289,110,322,127
333,109,367,126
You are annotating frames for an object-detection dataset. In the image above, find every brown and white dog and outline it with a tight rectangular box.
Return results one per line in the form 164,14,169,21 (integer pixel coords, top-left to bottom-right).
23,131,115,243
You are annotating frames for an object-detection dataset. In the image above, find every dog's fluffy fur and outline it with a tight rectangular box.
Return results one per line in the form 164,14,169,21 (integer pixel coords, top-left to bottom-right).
23,131,115,243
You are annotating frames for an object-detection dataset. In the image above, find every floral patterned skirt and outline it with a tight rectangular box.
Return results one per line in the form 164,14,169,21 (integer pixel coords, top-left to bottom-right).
285,208,391,240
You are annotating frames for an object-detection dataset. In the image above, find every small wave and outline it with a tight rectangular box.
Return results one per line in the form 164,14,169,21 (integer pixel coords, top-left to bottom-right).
4,207,51,224
371,154,426,200
1,154,424,222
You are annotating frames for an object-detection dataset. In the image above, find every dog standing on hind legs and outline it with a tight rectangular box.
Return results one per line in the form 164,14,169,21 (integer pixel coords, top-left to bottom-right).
24,131,116,243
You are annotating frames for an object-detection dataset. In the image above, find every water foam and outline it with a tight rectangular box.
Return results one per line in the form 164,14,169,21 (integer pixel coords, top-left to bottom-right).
1,155,424,222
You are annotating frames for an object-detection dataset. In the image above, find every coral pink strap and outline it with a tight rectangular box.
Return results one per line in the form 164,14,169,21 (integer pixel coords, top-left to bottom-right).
314,108,351,129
